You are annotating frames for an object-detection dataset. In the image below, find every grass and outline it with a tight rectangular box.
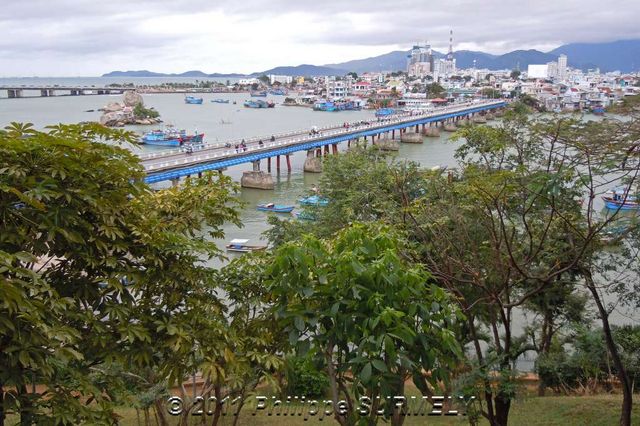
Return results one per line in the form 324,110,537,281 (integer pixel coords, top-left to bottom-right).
107,394,638,425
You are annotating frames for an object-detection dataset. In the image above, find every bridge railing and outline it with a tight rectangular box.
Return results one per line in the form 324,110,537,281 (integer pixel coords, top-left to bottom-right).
142,101,505,171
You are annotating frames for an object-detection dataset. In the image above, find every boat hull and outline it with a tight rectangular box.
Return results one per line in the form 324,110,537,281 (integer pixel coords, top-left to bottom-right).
257,204,295,213
603,197,640,210
225,244,267,253
142,138,182,147
299,195,329,206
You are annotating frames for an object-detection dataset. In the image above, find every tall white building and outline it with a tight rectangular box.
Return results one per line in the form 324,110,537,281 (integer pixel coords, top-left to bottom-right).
557,54,568,80
407,42,434,77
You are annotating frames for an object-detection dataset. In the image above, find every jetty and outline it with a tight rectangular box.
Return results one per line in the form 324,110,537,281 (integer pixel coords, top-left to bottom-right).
140,100,506,188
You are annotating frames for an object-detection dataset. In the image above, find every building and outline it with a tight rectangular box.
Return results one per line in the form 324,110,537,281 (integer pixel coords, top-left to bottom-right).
557,54,568,81
527,64,549,79
325,76,352,98
547,61,558,79
407,42,434,77
268,75,293,84
238,78,260,85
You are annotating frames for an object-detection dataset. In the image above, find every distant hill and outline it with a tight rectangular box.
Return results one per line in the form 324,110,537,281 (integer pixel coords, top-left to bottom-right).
550,39,640,72
326,39,640,73
101,70,245,78
101,39,640,79
251,64,347,77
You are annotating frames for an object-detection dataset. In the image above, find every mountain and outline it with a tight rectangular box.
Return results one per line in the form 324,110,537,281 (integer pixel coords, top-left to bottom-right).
326,39,640,73
101,70,244,77
252,64,347,77
550,39,640,72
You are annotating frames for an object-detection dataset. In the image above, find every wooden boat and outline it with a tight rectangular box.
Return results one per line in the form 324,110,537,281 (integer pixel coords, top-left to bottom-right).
225,239,267,253
211,99,230,103
257,203,295,213
299,195,329,206
602,188,639,211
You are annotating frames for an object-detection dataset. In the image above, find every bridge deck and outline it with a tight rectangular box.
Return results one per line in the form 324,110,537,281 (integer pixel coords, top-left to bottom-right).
141,100,506,183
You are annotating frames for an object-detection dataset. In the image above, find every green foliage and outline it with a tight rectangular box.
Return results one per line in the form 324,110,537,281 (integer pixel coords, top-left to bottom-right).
267,222,463,425
426,82,446,99
133,103,160,119
0,122,242,424
283,354,329,398
510,70,521,80
607,94,640,114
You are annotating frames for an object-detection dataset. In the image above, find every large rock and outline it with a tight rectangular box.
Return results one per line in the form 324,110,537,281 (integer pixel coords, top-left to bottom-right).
443,123,458,132
123,90,143,107
473,116,487,124
104,102,123,112
240,171,274,190
400,133,423,143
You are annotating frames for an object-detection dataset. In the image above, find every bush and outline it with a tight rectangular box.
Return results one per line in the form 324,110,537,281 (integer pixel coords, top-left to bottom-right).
283,354,329,398
133,103,160,119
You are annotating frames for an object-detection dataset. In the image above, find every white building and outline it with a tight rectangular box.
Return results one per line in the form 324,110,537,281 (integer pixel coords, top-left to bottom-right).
557,54,568,81
239,78,260,85
527,64,549,79
268,74,293,84
407,43,434,77
325,76,352,98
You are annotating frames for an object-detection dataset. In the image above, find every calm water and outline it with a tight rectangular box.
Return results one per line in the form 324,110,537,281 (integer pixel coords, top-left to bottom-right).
2,83,637,368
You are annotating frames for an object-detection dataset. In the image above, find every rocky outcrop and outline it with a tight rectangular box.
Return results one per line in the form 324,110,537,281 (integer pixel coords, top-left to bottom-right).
123,90,143,107
240,171,274,190
400,133,423,143
473,115,487,124
99,91,161,127
443,123,458,132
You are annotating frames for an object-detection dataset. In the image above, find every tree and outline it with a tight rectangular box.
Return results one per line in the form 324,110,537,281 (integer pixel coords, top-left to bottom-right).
404,112,640,425
426,83,446,99
266,223,463,426
258,74,270,85
346,72,358,80
0,123,241,425
510,70,521,80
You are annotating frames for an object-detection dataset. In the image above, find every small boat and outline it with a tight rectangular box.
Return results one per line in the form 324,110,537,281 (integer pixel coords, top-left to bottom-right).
299,195,329,206
592,106,605,116
185,96,203,104
257,203,295,213
244,100,275,108
269,88,287,96
211,99,230,104
250,90,268,97
141,127,204,146
375,108,395,117
602,187,639,211
225,239,267,253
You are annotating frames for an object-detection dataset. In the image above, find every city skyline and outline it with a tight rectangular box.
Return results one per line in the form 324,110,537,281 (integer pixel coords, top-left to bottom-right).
2,0,640,76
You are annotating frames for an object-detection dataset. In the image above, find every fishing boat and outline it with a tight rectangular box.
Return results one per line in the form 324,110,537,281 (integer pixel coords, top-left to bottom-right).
375,108,395,117
269,88,287,96
299,195,329,206
211,99,230,104
313,101,337,112
185,96,203,104
592,106,605,115
256,203,295,213
250,90,268,97
602,187,640,210
244,100,275,108
141,127,204,146
225,239,268,253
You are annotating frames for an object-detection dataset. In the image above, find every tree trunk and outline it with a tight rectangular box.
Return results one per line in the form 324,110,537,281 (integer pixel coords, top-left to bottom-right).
493,391,511,426
585,272,632,426
19,384,34,426
0,382,5,426
153,399,170,426
210,385,222,426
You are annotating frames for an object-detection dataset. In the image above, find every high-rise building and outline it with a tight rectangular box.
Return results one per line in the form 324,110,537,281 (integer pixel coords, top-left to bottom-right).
557,54,568,80
407,42,434,77
547,61,558,79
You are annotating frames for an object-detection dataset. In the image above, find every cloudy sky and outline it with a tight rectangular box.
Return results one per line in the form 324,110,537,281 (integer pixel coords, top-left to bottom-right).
2,0,639,76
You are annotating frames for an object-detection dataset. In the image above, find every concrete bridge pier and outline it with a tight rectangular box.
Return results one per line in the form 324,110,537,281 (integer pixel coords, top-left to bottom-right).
170,178,180,187
276,155,280,172
267,157,271,173
332,144,338,154
286,154,292,173
304,149,323,173
7,89,23,98
241,160,274,189
324,144,330,156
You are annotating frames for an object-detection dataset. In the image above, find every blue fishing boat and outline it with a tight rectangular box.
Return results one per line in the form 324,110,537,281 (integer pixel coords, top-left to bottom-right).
141,127,204,146
299,195,329,206
211,99,230,104
592,106,605,115
602,187,639,211
313,101,337,112
225,239,267,253
269,88,287,95
375,108,395,117
250,90,268,97
257,203,295,213
185,96,203,104
244,100,275,108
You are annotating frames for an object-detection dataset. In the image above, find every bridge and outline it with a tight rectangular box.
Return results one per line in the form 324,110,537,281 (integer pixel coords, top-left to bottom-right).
0,86,130,98
140,100,507,188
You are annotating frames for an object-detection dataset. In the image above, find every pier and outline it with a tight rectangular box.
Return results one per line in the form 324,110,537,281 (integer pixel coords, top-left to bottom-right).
140,100,507,187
